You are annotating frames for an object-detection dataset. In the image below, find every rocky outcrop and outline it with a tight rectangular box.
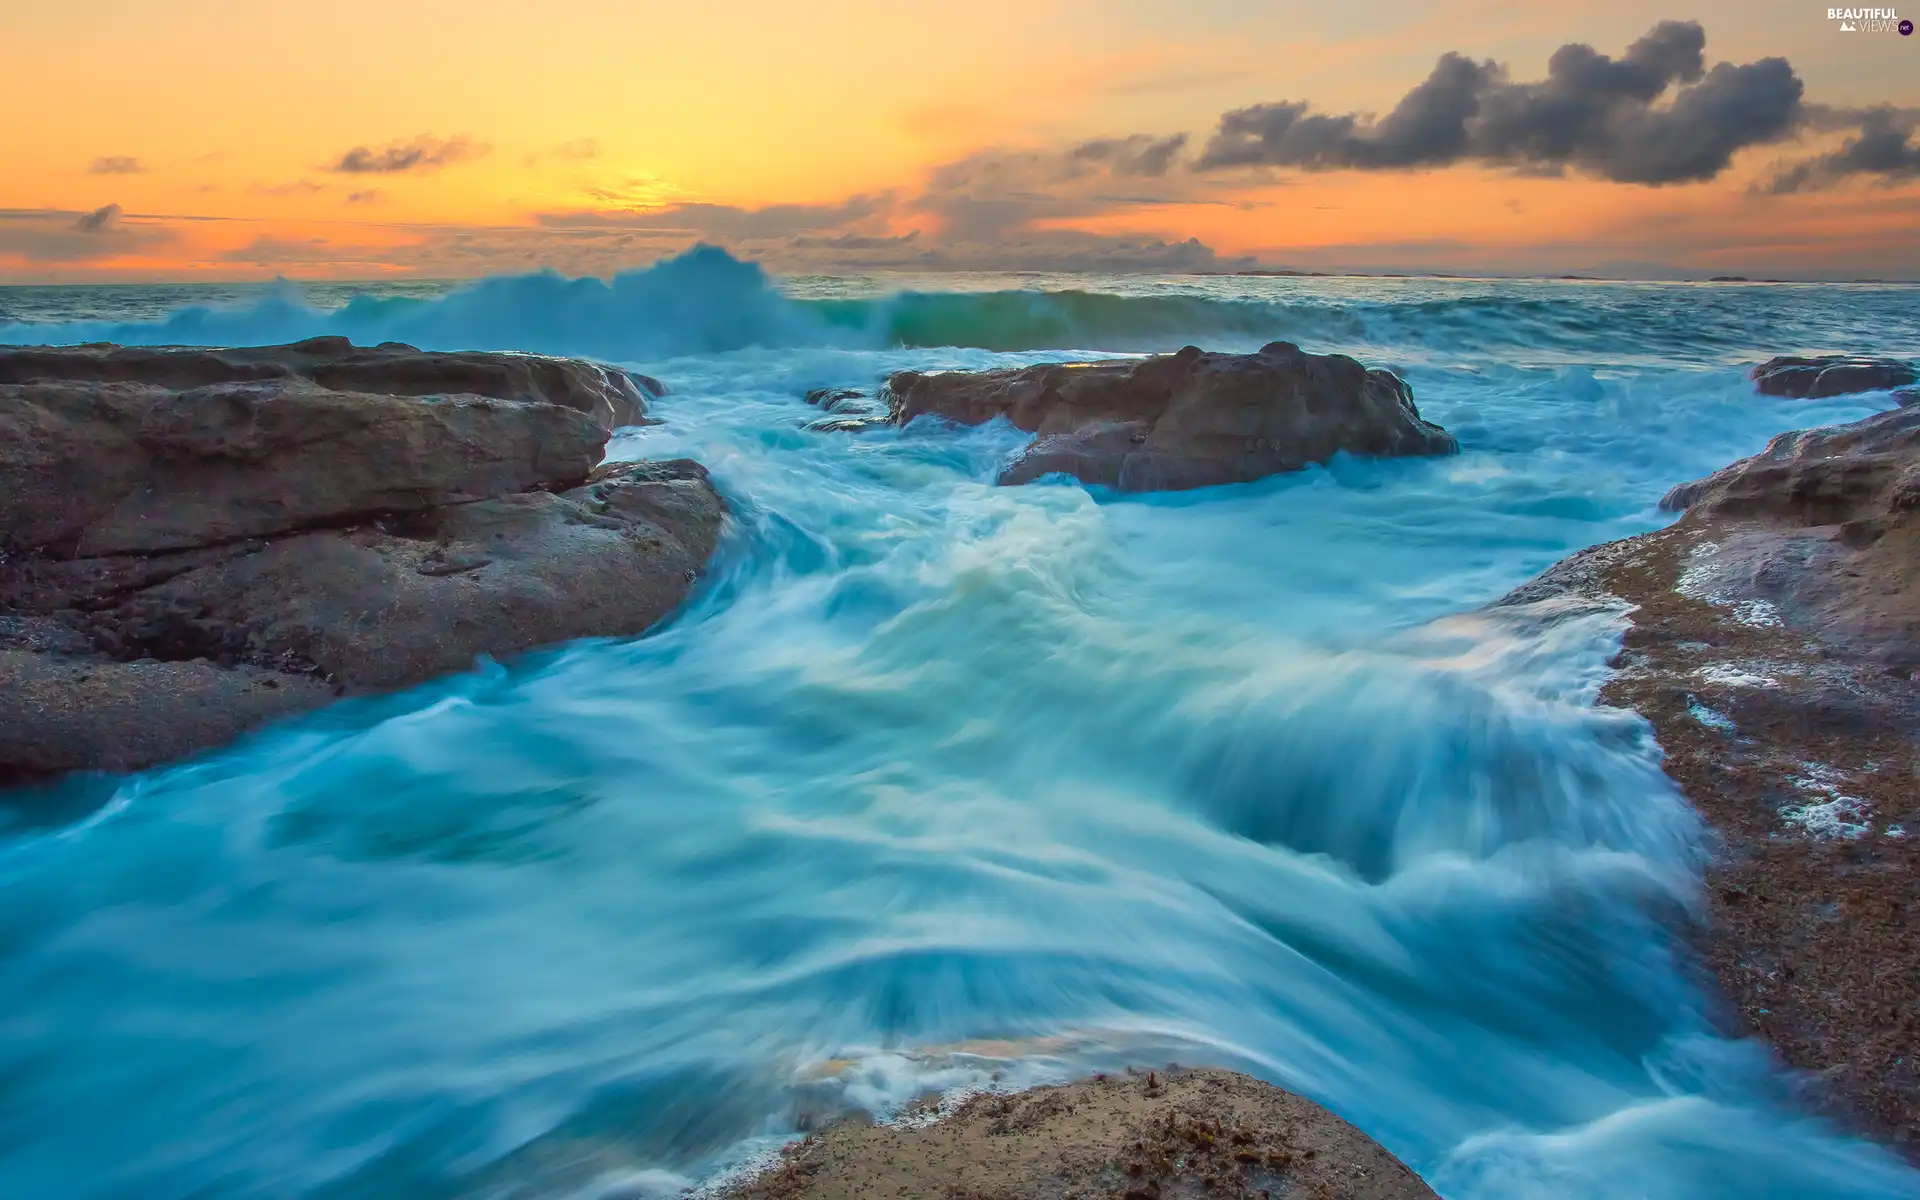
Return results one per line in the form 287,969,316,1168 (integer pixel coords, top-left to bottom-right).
882,341,1457,491
0,337,654,433
721,1067,1435,1200
0,341,723,783
1751,354,1918,401
1502,404,1920,1157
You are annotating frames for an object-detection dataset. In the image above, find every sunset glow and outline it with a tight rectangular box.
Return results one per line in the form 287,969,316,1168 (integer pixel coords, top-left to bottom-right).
4,0,1917,281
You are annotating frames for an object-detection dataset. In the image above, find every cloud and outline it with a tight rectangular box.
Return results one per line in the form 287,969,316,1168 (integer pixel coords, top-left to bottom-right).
1195,21,1804,185
912,142,1216,242
89,156,145,175
331,134,487,174
1071,133,1189,177
347,189,384,204
212,235,397,266
73,204,123,233
1763,106,1920,193
0,206,175,263
524,138,602,167
537,194,895,240
251,180,327,196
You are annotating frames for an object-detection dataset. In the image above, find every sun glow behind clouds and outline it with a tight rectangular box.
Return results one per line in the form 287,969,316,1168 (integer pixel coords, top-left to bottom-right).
0,0,1916,280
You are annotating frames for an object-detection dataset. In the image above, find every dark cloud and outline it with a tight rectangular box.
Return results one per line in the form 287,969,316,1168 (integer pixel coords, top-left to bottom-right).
1764,106,1920,193
73,204,123,233
89,156,145,175
1071,134,1189,177
347,189,384,204
331,135,486,174
1195,21,1804,185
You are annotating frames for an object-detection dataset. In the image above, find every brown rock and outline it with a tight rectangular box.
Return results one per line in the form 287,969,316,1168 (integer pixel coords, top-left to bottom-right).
1503,404,1920,1158
1,377,605,556
0,336,651,432
1751,355,1919,401
0,343,724,782
720,1067,1435,1200
883,341,1456,491
1,459,724,780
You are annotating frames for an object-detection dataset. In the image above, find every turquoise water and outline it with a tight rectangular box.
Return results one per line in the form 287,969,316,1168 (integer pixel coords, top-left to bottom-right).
3,252,1918,1198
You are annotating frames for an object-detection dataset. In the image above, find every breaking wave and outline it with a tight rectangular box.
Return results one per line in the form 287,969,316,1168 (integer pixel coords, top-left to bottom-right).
7,245,1919,365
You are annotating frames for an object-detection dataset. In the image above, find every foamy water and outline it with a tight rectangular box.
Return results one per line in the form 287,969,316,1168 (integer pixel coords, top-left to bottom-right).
2,253,1918,1198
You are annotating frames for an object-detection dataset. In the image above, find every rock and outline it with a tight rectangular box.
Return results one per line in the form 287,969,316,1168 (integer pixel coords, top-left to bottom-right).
0,338,652,433
718,1067,1436,1200
0,653,337,784
1,377,605,556
48,459,722,693
800,386,889,433
802,387,866,411
882,341,1456,491
1661,405,1920,532
0,344,725,782
1501,405,1920,1155
1751,354,1919,400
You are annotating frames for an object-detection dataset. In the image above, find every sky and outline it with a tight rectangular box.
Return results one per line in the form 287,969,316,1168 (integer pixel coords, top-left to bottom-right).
2,0,1918,282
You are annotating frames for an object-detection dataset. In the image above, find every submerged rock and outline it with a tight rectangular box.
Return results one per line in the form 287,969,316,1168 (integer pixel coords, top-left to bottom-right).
1751,354,1919,401
720,1067,1436,1200
800,386,889,433
883,341,1457,491
1503,404,1920,1156
0,341,723,782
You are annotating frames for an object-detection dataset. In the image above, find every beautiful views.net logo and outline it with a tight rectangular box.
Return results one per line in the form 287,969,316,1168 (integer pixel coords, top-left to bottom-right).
1827,6,1914,32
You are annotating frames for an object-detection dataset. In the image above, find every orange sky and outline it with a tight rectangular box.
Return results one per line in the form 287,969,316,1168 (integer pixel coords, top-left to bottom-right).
3,0,1917,281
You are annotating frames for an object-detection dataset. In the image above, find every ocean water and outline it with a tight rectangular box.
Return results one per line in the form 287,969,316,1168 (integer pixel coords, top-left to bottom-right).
3,250,1919,1199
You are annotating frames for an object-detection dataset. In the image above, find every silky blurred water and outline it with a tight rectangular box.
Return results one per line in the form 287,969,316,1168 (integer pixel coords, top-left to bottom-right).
3,256,1918,1198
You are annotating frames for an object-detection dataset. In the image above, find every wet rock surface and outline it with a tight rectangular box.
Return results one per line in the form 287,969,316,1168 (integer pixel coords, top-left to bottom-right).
881,341,1457,492
720,1067,1436,1200
1504,403,1920,1158
800,386,889,433
0,341,724,783
1750,354,1919,401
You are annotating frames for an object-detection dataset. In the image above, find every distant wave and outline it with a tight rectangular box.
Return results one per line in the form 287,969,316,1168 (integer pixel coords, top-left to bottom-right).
5,245,1914,363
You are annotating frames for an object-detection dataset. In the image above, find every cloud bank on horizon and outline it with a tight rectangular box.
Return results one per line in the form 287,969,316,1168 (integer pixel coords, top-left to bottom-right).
5,18,1919,281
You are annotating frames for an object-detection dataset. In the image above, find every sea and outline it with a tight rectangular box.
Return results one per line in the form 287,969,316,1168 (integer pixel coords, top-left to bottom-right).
2,248,1919,1198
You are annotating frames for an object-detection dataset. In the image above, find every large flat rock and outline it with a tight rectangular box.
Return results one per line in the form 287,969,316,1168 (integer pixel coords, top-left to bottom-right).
883,341,1457,492
1,377,606,555
1,341,724,783
0,336,652,432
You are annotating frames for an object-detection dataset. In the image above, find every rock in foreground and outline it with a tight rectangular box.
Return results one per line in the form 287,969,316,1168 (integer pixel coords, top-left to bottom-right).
1501,405,1920,1157
883,341,1457,492
0,336,654,432
722,1067,1435,1200
1751,355,1918,401
0,340,722,783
